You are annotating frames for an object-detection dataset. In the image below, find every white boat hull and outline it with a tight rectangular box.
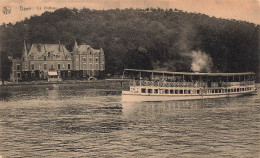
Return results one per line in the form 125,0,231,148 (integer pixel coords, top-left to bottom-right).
122,91,256,102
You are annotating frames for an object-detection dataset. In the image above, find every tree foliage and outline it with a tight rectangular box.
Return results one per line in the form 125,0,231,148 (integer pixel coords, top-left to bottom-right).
0,52,12,84
0,8,258,75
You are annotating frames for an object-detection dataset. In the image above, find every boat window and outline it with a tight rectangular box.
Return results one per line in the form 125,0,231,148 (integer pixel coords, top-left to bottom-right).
159,89,164,94
249,87,252,90
175,90,179,94
180,90,183,94
212,89,214,93
228,89,231,92
184,90,187,94
154,89,158,94
170,90,174,94
148,89,152,93
215,89,219,93
165,89,169,94
237,88,239,92
188,90,191,94
197,90,200,94
242,88,244,91
141,88,146,93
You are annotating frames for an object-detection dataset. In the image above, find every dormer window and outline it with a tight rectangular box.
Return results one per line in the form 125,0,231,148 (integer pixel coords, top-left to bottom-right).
36,44,41,52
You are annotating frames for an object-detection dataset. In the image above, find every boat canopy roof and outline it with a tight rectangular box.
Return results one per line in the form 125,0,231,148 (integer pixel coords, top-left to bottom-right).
124,69,255,76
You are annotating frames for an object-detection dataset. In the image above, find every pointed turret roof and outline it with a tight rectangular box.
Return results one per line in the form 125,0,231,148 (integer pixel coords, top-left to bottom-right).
22,39,28,61
73,39,78,52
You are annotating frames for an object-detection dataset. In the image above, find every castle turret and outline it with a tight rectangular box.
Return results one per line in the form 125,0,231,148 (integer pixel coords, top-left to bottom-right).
22,39,28,61
73,39,78,52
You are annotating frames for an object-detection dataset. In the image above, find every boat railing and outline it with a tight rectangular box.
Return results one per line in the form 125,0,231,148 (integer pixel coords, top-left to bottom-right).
129,79,255,88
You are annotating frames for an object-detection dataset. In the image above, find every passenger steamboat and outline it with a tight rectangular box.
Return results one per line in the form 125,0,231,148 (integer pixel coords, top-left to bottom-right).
121,69,257,102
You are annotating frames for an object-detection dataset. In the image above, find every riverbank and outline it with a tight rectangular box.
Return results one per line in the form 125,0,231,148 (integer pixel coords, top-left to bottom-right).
0,79,130,92
0,79,128,86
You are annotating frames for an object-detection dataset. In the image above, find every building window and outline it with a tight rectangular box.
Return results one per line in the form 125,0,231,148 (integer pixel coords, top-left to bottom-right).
90,57,92,62
83,57,86,61
44,64,47,70
95,58,98,61
83,64,86,69
25,65,28,69
58,64,61,69
31,72,35,78
90,64,92,69
68,64,70,69
16,64,20,70
51,64,54,70
17,72,21,78
31,64,34,70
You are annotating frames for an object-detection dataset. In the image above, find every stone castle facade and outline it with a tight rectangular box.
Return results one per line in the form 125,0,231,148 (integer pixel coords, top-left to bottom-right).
10,41,105,81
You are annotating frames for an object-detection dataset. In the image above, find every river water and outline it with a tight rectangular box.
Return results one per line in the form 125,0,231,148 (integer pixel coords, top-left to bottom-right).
0,83,259,157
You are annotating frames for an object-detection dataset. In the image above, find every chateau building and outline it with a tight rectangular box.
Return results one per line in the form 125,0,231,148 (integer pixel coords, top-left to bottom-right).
10,41,105,81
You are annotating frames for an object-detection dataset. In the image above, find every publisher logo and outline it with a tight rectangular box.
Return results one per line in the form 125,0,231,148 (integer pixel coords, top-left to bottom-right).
2,6,11,15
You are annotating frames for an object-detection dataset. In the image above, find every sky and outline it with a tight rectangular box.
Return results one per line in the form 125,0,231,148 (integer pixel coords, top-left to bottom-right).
0,0,260,25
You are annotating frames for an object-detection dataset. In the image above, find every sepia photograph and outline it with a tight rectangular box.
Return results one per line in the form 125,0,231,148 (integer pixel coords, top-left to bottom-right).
0,0,259,157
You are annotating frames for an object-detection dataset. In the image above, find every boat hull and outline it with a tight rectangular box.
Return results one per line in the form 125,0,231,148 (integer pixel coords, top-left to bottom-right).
122,91,256,102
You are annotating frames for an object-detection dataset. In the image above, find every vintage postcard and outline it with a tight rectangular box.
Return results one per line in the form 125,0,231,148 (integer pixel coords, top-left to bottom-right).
0,0,259,157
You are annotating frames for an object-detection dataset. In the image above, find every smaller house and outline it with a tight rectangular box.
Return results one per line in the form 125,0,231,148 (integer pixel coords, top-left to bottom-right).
47,71,62,82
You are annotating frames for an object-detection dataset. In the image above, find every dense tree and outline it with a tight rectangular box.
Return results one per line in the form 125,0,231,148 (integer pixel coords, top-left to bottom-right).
0,7,258,76
0,52,12,85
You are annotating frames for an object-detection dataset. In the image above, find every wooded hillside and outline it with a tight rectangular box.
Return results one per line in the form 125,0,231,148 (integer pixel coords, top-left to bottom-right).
0,8,259,75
